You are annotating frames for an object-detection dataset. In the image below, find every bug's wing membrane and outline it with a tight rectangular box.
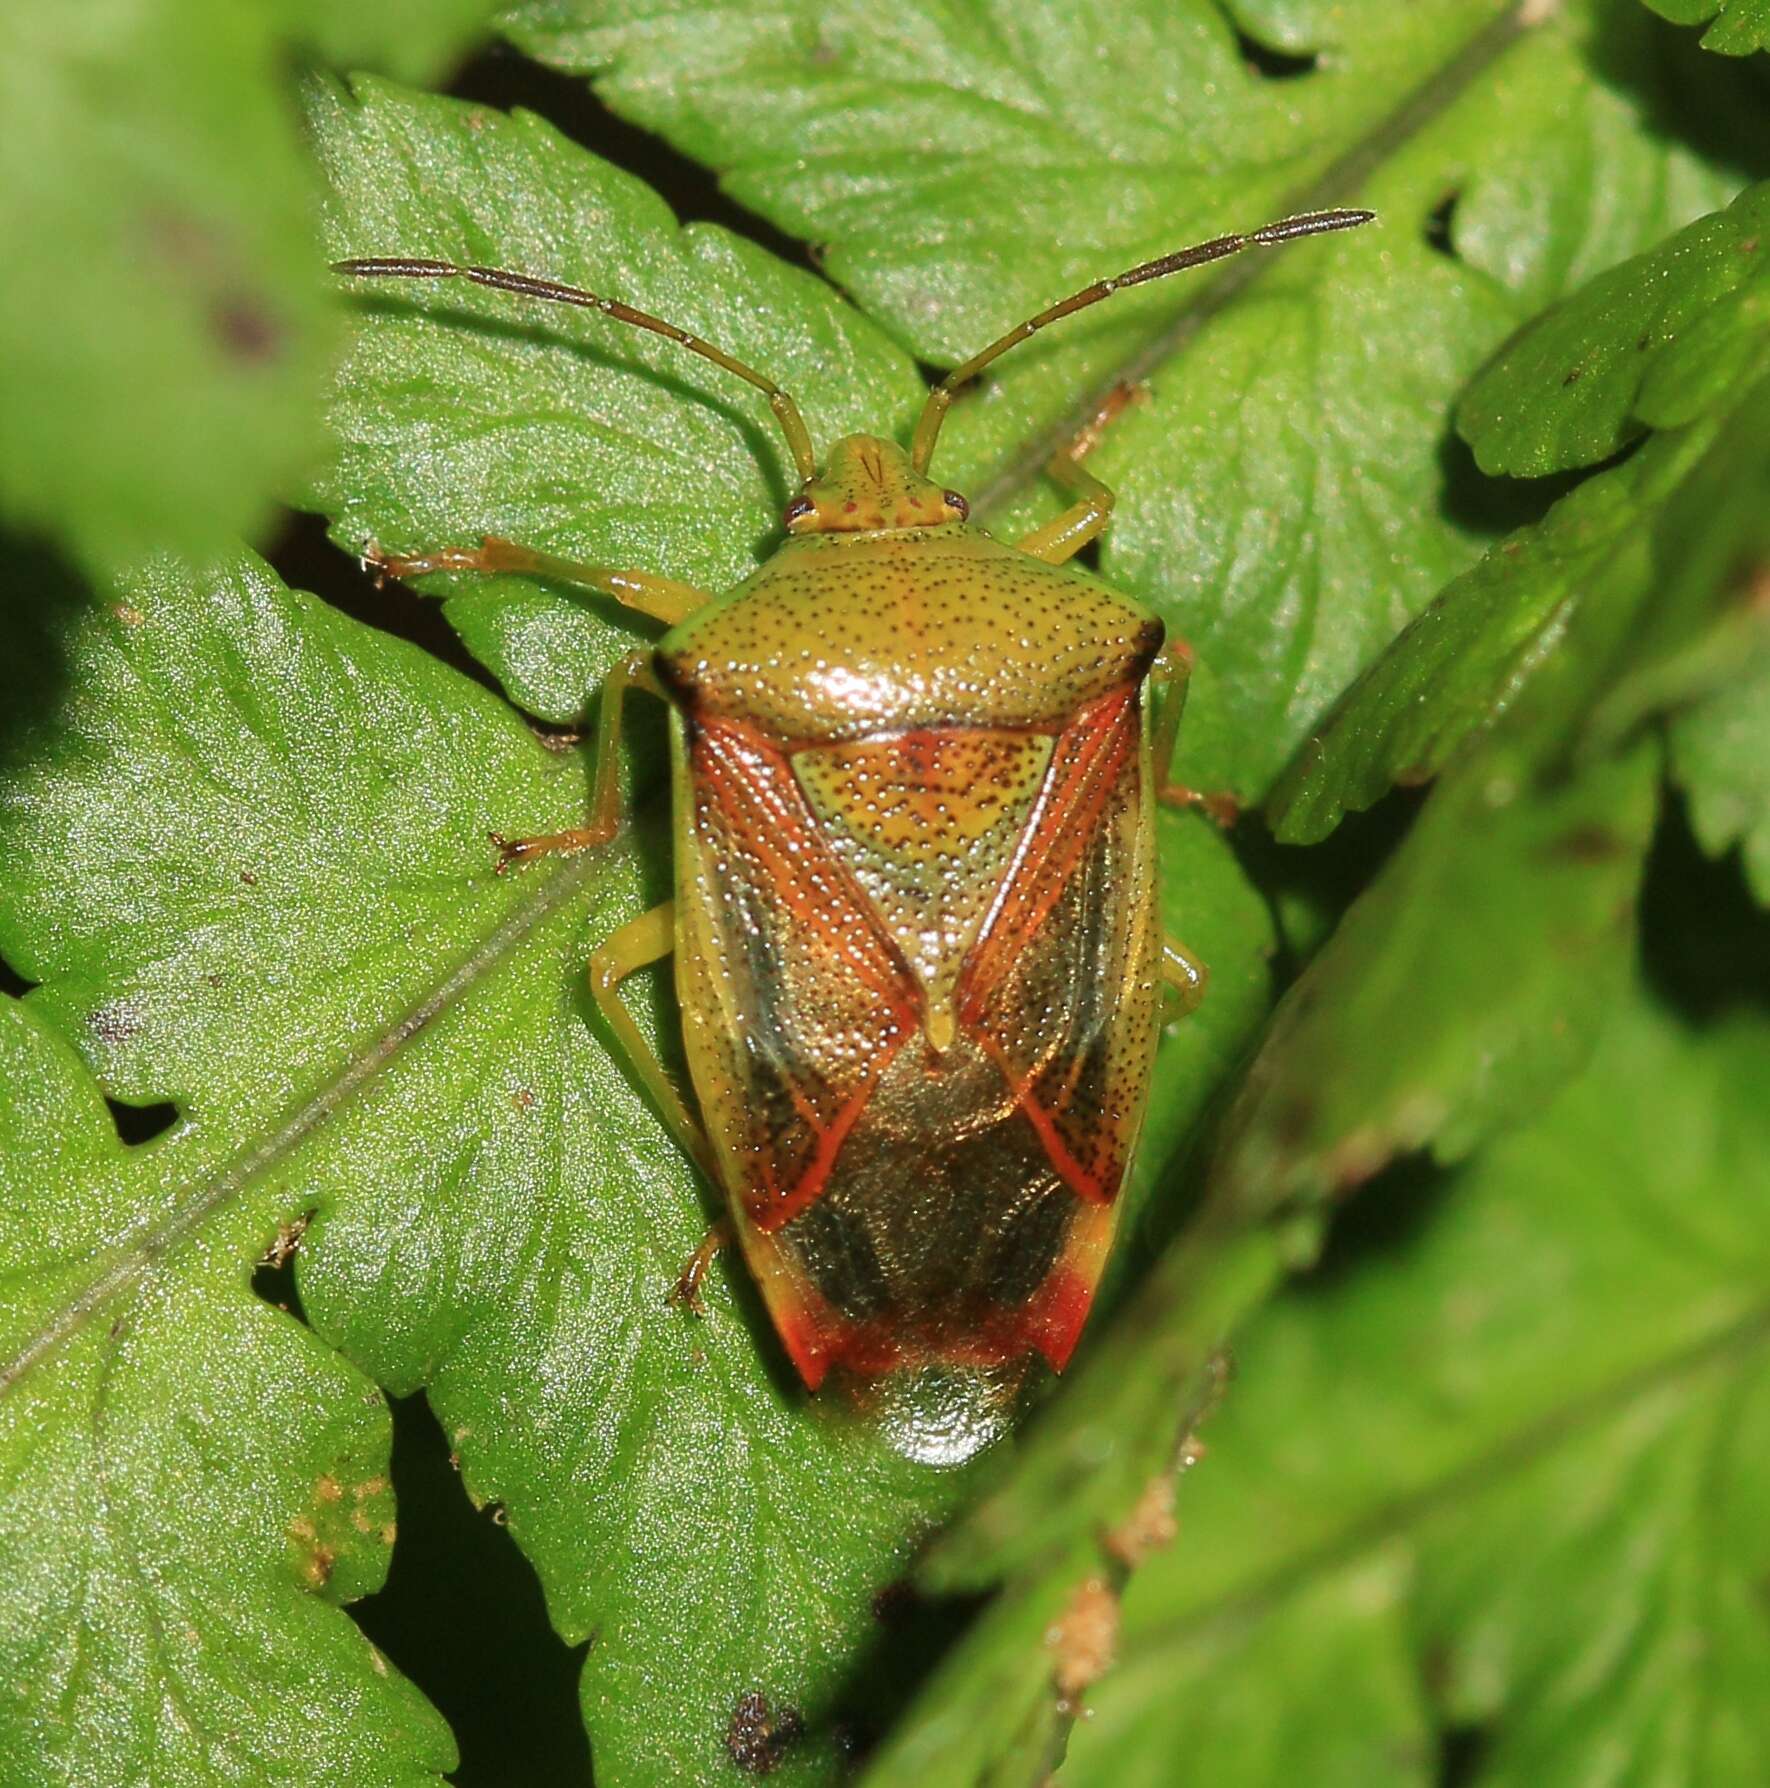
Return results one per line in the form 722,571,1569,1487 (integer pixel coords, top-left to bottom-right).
952,684,1164,1359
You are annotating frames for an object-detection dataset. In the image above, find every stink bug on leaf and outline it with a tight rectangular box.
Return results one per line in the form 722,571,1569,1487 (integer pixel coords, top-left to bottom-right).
336,207,1374,1428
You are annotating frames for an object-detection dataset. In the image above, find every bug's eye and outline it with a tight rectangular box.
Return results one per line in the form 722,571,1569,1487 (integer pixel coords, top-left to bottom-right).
943,490,970,519
784,495,816,529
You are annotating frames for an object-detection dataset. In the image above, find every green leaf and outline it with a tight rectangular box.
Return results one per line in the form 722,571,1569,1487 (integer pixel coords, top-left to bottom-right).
1,0,332,576
1669,651,1770,903
1642,0,1770,54
499,0,1765,798
1061,990,1770,1783
303,73,926,723
1459,182,1770,477
0,1008,453,1778
0,550,970,1784
1271,184,1770,843
0,0,503,585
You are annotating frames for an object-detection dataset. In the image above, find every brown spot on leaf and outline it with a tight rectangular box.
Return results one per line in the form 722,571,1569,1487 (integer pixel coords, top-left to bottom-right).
1046,1576,1119,1709
512,1087,537,1111
89,1001,143,1045
1273,1093,1316,1149
112,604,145,627
725,1692,804,1775
302,1546,335,1589
315,1475,342,1504
1105,1474,1178,1569
1328,1130,1391,1194
1543,825,1628,864
210,296,283,367
240,869,258,886
260,1212,311,1269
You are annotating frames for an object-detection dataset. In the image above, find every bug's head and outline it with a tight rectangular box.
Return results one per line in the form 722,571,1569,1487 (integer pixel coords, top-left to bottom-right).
785,435,970,536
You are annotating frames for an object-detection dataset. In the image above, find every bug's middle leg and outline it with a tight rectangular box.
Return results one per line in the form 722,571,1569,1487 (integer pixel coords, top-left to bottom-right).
1012,382,1143,565
492,649,664,868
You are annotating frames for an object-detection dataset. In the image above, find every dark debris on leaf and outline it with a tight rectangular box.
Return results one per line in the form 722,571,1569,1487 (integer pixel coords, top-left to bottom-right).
724,1691,805,1776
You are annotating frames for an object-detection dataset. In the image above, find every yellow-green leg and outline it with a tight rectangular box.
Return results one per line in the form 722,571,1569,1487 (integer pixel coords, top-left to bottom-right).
589,898,718,1187
1013,383,1142,565
672,1218,734,1315
1150,640,1241,827
1161,934,1208,1024
493,649,665,868
364,534,710,628
588,902,733,1311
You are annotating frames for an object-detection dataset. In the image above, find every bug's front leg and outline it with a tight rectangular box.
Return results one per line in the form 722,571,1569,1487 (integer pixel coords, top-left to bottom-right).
364,534,710,629
1012,382,1144,565
1149,640,1240,827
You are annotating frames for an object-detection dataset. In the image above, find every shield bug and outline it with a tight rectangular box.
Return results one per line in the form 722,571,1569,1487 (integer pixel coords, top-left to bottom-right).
335,206,1374,1412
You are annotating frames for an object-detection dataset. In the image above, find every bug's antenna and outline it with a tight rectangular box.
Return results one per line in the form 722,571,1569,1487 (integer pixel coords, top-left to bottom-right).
333,256,820,482
910,208,1377,473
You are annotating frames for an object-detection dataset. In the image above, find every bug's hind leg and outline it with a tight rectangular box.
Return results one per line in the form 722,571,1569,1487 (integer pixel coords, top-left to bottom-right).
1012,383,1143,565
365,534,709,628
588,901,730,1312
671,1219,734,1316
492,649,663,869
1150,640,1240,827
1161,934,1209,1025
589,898,719,1187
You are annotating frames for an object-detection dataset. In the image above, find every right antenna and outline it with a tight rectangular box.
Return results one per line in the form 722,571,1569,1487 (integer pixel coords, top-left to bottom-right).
910,207,1377,473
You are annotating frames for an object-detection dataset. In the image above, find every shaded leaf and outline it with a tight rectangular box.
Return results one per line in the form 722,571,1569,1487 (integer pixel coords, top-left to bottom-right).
1459,181,1770,476
1669,649,1770,903
1642,0,1770,54
1063,992,1770,1785
1271,182,1770,843
1,0,332,576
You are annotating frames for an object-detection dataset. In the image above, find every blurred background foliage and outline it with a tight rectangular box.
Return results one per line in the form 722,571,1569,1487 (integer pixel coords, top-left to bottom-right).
2,2,1769,1785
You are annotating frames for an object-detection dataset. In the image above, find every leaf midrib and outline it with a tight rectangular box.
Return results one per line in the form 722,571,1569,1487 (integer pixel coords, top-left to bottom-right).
1126,1293,1770,1655
972,0,1539,518
0,850,602,1399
